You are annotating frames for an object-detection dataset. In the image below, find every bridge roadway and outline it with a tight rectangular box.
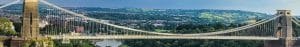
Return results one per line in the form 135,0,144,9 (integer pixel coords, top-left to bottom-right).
45,35,280,40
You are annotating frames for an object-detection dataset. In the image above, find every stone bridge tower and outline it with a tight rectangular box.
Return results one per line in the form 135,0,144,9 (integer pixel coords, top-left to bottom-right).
21,0,40,39
9,0,53,47
265,10,294,47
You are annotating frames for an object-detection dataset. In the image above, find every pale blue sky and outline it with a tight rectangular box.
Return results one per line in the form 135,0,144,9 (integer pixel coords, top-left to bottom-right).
45,0,300,15
1,0,300,15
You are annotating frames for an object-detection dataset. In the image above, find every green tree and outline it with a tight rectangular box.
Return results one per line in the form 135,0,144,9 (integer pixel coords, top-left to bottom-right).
0,17,17,35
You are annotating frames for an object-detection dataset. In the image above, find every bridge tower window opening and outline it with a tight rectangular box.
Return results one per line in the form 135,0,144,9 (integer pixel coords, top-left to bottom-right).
30,12,33,37
280,12,284,14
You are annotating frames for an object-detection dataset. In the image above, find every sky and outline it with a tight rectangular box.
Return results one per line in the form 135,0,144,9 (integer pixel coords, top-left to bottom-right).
1,0,300,15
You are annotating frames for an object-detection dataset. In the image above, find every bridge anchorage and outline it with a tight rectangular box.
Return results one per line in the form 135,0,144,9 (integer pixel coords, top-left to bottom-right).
0,0,300,47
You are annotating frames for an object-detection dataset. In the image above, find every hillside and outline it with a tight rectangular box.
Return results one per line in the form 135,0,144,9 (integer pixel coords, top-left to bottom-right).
1,4,272,24
71,7,271,24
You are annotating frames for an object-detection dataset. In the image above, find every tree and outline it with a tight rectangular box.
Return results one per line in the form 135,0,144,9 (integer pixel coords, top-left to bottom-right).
0,17,17,35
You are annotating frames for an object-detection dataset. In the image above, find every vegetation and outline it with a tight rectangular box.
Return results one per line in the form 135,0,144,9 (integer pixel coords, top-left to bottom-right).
293,21,300,37
122,23,264,47
84,8,270,24
123,39,263,47
53,40,94,47
0,17,17,35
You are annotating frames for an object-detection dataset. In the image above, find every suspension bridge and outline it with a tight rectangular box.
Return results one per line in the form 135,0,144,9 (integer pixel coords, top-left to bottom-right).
1,0,300,47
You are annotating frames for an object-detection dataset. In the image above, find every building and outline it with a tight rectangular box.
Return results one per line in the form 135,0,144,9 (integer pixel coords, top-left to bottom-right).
39,20,49,28
74,26,84,33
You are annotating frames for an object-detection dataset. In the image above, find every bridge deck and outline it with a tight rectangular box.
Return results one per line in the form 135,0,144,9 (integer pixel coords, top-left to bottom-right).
45,35,279,40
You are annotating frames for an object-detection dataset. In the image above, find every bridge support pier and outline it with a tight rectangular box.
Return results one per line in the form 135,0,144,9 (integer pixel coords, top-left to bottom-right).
264,10,294,47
